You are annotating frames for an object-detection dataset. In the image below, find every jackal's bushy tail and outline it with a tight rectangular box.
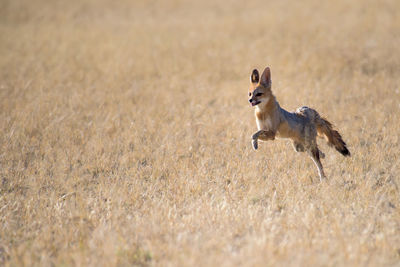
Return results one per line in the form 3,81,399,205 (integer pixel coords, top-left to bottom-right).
316,117,350,157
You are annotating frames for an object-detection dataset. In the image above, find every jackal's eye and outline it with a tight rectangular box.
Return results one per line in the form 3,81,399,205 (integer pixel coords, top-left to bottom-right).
248,92,251,96
255,92,263,97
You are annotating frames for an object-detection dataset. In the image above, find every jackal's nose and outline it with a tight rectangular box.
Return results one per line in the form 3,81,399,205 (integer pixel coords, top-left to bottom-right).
249,99,253,103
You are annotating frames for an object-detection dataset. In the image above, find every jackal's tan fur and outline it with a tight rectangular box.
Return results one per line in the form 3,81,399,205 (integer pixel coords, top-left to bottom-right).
249,67,350,180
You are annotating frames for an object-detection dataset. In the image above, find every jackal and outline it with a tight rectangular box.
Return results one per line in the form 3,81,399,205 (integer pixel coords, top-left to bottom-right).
249,67,350,181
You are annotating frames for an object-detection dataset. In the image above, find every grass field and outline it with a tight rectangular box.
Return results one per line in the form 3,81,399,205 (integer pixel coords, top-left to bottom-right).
1,0,400,266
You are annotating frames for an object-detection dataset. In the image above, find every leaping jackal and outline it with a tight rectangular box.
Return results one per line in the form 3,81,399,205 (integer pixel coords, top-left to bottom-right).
249,67,350,181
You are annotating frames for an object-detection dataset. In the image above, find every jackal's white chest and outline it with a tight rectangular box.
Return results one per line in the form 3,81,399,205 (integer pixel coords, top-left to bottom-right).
256,116,273,130
255,104,279,132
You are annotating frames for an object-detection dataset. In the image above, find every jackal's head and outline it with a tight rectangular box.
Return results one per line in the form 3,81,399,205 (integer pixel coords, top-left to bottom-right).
248,67,272,107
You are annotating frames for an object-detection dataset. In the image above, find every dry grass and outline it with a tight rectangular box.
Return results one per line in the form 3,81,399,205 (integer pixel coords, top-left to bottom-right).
1,0,400,266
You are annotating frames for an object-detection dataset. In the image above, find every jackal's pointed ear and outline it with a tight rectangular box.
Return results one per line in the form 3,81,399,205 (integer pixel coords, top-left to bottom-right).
260,67,271,88
250,69,259,84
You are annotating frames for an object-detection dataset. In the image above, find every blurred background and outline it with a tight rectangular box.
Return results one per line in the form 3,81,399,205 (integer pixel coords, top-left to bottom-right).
1,0,400,266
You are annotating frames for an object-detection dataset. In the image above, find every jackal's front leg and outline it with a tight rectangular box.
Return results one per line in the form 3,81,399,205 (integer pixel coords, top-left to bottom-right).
251,130,275,150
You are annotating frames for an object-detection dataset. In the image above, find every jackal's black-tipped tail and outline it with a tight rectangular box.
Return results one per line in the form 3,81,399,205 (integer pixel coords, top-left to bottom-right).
316,117,350,157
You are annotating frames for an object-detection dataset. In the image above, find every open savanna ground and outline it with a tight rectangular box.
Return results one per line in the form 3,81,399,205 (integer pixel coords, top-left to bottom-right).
1,0,400,266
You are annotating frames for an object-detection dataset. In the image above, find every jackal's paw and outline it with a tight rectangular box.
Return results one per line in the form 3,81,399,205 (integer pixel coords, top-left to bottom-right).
252,139,258,150
293,143,305,152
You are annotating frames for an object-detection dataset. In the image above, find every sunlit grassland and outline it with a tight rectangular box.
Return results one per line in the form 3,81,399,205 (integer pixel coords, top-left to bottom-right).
1,0,400,266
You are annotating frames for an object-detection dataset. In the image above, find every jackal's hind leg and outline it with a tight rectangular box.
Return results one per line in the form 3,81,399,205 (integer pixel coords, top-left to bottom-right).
319,149,325,159
308,147,326,181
